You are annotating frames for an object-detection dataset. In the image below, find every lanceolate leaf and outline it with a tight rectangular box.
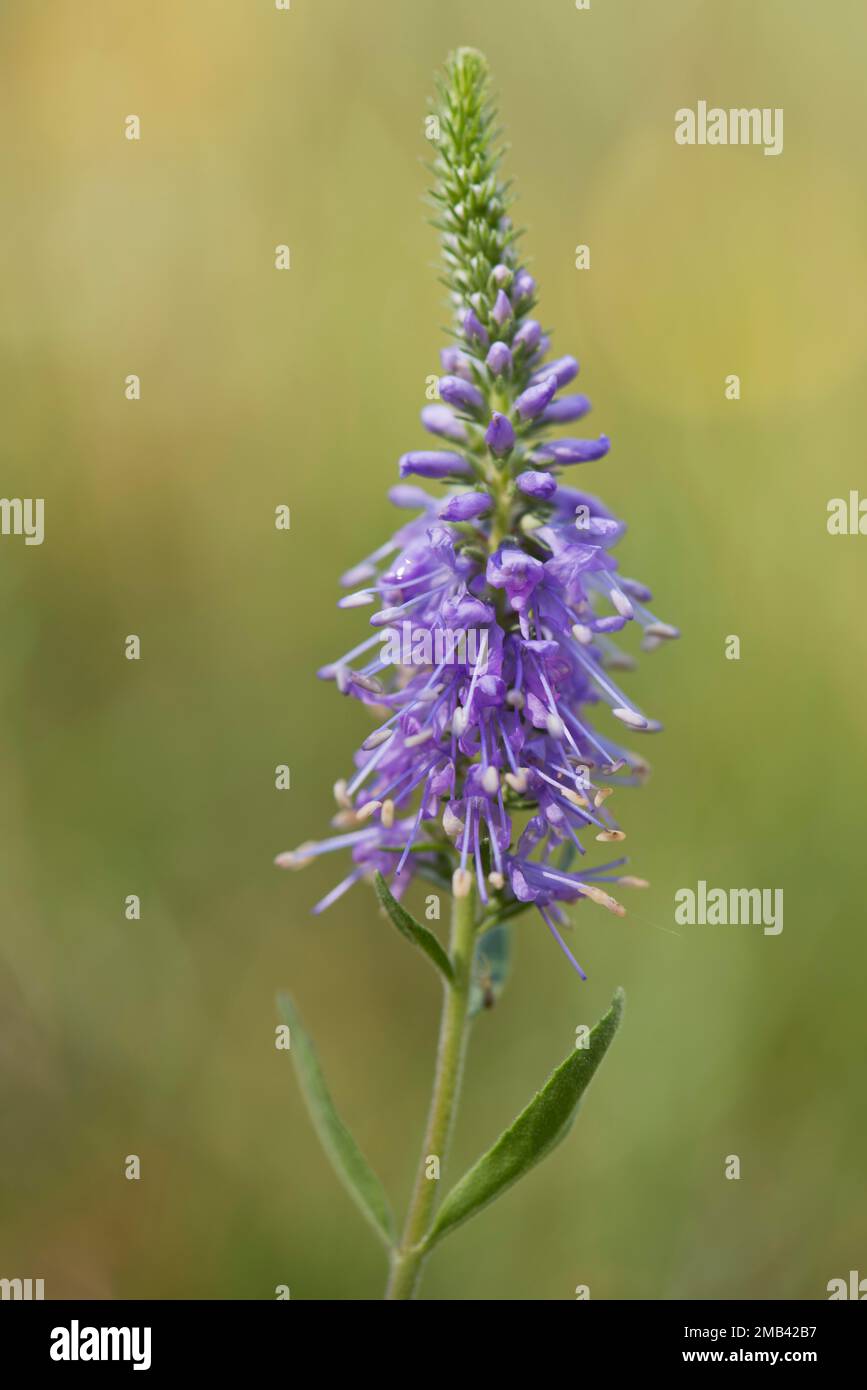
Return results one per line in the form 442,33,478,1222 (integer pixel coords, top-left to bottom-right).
469,921,513,1018
373,871,454,983
277,993,396,1247
424,987,624,1250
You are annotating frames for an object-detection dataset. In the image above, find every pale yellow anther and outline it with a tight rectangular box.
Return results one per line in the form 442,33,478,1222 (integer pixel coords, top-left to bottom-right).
504,768,529,795
404,728,434,748
452,867,473,899
274,842,317,871
482,765,500,795
563,788,589,808
577,883,626,917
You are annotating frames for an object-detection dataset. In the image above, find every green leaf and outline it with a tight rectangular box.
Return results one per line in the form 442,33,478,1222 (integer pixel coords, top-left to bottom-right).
277,993,396,1248
373,871,454,983
469,921,513,1018
424,987,624,1250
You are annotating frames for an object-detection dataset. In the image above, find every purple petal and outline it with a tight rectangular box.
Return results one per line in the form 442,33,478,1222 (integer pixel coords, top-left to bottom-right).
513,319,541,352
399,450,472,479
535,435,610,465
462,308,489,347
421,404,467,442
486,341,512,377
485,412,516,457
541,393,592,424
516,469,557,499
492,289,512,327
439,375,485,413
439,491,493,521
514,373,558,421
532,355,579,388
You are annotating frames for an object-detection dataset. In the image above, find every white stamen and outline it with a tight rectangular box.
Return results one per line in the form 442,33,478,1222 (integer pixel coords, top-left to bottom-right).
504,768,529,795
617,876,649,889
369,605,404,627
572,623,593,645
611,588,634,618
443,806,465,837
362,727,394,751
356,799,383,822
452,867,473,899
380,798,395,828
274,842,317,870
611,706,648,729
350,671,384,695
593,787,613,807
333,779,351,809
505,688,525,710
546,712,565,739
482,765,500,795
645,621,679,641
596,829,626,842
340,562,376,587
576,882,626,916
405,728,434,748
563,787,589,808
487,871,505,890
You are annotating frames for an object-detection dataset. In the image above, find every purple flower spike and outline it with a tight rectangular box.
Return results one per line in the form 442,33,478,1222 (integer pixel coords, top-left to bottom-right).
533,355,578,388
513,319,541,352
439,490,493,521
492,289,512,327
486,341,512,377
513,268,536,301
516,469,557,499
535,435,611,465
542,393,592,424
462,307,489,348
399,450,472,479
421,403,467,442
514,373,558,421
283,48,678,994
439,375,485,413
485,412,516,457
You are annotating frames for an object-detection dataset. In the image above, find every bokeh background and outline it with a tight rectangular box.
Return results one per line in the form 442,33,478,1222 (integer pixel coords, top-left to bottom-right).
1,0,865,1301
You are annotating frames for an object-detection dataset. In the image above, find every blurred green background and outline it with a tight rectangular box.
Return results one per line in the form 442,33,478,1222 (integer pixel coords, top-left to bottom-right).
1,0,865,1300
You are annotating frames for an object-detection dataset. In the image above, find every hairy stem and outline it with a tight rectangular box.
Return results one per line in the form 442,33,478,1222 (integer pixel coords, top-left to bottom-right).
384,886,476,1299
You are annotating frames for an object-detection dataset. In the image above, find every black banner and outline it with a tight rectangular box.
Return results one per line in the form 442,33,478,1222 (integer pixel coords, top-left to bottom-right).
1,1299,861,1373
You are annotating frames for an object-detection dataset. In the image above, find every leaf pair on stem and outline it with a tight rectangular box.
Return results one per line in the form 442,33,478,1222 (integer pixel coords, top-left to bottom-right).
278,873,624,1291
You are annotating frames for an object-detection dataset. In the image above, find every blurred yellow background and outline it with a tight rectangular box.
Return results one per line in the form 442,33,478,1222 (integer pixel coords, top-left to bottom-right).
1,0,865,1299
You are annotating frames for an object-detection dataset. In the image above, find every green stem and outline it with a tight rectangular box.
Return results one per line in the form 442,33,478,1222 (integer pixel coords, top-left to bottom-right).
384,885,476,1299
